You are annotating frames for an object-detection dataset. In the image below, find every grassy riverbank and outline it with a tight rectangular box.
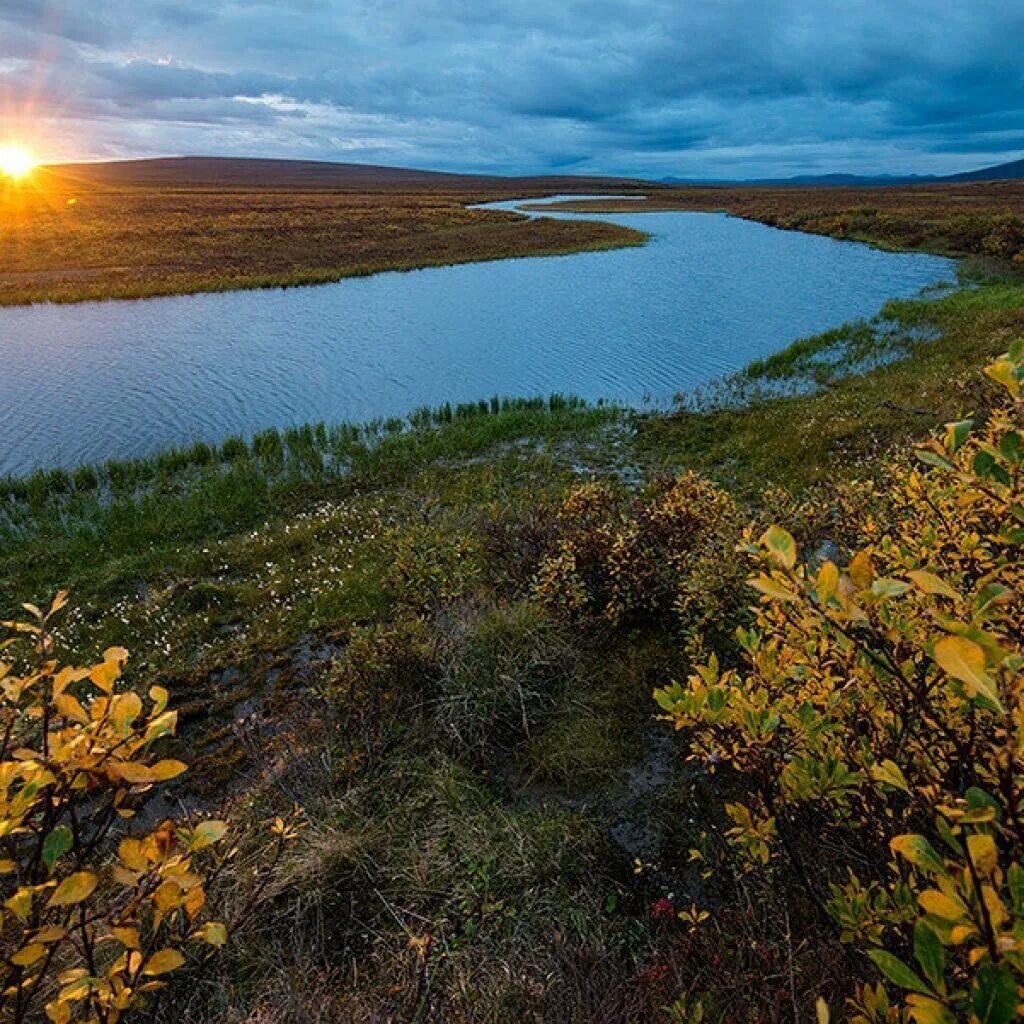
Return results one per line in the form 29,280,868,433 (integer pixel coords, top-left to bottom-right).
0,182,646,306
529,178,1024,260
3,178,1023,1020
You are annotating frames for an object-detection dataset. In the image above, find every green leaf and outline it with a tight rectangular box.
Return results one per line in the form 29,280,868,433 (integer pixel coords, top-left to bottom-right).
867,950,932,996
973,451,1011,486
916,450,955,471
1000,430,1023,462
890,834,946,875
42,826,73,872
760,525,797,570
913,921,946,992
872,578,911,599
871,759,909,792
191,820,228,851
1007,863,1024,915
945,419,973,453
971,964,1018,1024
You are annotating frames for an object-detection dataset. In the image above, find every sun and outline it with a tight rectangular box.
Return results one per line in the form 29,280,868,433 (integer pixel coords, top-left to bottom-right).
0,143,38,181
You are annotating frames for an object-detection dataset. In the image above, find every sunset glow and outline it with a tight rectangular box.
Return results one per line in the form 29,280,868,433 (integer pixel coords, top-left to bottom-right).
0,143,38,180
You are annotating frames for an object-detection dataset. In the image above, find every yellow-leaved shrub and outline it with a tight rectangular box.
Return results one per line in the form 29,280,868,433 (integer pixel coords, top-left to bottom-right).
533,473,745,644
656,342,1024,1022
1,598,232,1024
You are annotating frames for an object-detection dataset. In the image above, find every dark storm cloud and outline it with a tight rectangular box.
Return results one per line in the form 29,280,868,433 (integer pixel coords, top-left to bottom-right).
1,0,1022,176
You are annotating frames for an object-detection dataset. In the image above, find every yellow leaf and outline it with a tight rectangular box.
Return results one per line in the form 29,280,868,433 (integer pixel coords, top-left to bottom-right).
144,710,177,743
982,885,1007,931
760,525,797,570
5,888,33,921
816,561,839,604
849,550,874,590
54,694,89,725
908,570,958,600
142,948,185,976
149,759,187,782
199,921,227,947
11,942,47,967
153,881,182,913
89,659,120,694
748,574,798,602
191,820,228,851
111,927,140,949
118,838,149,871
905,994,955,1024
919,889,967,921
45,999,71,1024
48,872,97,908
108,762,157,785
967,833,998,876
184,885,206,919
933,636,1003,711
149,686,170,715
816,997,830,1024
110,692,142,729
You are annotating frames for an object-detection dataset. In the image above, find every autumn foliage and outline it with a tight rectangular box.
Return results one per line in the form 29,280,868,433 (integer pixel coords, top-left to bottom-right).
0,598,232,1023
656,342,1024,1022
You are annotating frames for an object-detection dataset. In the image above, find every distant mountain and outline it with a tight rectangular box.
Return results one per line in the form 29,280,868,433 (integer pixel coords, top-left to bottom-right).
41,156,646,191
944,157,1024,182
661,156,1024,187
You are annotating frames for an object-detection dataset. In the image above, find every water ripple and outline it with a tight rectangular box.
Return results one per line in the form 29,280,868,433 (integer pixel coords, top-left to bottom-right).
0,199,955,475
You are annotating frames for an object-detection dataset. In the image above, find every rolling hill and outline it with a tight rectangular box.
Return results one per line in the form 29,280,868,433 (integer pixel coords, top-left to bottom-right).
39,155,647,191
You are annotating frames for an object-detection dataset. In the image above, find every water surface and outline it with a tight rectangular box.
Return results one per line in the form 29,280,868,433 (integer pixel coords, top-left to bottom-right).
0,197,954,475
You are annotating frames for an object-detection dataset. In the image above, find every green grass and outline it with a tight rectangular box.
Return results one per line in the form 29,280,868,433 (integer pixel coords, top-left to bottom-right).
637,273,1024,493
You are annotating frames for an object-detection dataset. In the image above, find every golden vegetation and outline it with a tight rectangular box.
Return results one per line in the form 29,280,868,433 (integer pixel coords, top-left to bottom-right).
0,596,298,1023
3,174,1024,1020
0,181,644,306
535,180,1024,261
656,343,1024,1022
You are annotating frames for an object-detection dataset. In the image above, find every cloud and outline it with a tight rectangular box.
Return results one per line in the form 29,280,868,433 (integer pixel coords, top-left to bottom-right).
0,0,1022,176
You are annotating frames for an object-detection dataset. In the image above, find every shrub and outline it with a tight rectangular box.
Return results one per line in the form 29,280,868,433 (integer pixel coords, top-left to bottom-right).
533,474,746,646
325,616,435,761
655,342,1024,1021
0,596,232,1024
384,525,482,613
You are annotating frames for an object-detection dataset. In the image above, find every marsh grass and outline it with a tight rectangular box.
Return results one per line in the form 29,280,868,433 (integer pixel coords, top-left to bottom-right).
641,272,1024,493
535,179,1024,262
0,184,646,306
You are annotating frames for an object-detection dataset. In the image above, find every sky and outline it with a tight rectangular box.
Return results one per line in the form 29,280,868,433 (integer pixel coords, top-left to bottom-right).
1,0,1023,179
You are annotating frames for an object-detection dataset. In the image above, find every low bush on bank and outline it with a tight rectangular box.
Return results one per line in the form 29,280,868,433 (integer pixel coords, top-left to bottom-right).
0,597,301,1024
656,343,1024,1021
